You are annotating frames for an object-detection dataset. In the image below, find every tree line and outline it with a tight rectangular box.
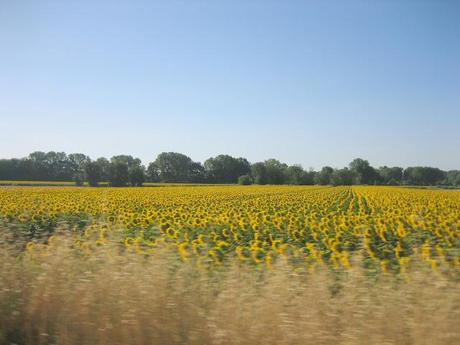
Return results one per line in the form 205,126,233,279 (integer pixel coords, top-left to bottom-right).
0,151,459,187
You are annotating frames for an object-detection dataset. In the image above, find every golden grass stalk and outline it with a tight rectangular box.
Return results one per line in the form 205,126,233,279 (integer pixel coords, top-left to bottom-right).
0,230,459,345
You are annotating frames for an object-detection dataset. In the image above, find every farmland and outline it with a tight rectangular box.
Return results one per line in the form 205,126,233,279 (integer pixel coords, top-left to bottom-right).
1,185,459,272
1,185,459,344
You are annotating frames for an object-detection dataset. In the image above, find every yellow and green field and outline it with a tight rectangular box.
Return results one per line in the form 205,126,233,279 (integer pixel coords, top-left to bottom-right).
1,185,459,272
1,185,460,344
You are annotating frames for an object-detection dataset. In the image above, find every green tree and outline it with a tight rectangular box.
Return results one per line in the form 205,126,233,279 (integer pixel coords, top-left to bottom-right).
154,152,197,182
349,158,377,184
84,161,103,187
0,158,35,180
28,151,66,180
111,155,142,169
190,162,206,183
204,155,251,183
314,166,334,185
95,157,111,181
129,165,146,186
109,161,129,187
251,162,268,185
285,165,304,185
147,162,160,182
284,165,315,185
302,170,316,185
264,159,287,184
446,170,460,186
68,153,90,183
404,167,445,185
110,155,144,186
238,174,253,185
50,152,72,180
73,172,85,186
378,166,403,185
331,168,356,186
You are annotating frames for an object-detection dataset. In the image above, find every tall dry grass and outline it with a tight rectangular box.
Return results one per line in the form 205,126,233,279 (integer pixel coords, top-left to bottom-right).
0,228,459,345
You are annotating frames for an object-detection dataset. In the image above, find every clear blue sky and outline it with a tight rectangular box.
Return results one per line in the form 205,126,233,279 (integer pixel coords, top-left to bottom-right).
1,0,459,170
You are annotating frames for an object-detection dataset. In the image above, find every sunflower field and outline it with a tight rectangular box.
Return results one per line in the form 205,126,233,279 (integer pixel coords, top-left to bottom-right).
0,185,458,273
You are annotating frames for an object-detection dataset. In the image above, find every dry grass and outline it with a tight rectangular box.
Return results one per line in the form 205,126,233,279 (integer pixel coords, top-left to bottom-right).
0,230,459,345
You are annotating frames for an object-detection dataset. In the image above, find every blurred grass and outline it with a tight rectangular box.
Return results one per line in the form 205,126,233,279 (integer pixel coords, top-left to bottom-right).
0,224,459,345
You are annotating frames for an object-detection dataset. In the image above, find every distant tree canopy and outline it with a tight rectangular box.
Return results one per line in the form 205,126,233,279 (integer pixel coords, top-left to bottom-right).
238,174,253,185
0,152,458,187
331,168,356,186
204,155,251,183
264,159,288,185
349,158,378,185
84,161,103,187
446,170,460,186
284,165,315,185
403,167,446,186
151,152,202,183
250,162,268,185
379,166,404,185
109,161,130,187
314,166,334,185
0,151,90,181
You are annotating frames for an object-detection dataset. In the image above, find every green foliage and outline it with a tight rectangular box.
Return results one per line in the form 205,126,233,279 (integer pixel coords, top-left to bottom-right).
404,167,446,186
349,158,378,184
109,161,129,187
264,159,287,184
68,153,90,177
147,162,160,182
73,172,85,186
379,166,403,185
284,165,314,185
189,162,206,183
109,155,145,186
238,174,253,185
84,161,103,187
204,155,251,183
153,152,202,183
446,170,460,186
95,157,111,181
315,166,334,185
111,155,142,169
0,152,457,187
331,168,356,186
251,162,268,185
129,166,146,187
